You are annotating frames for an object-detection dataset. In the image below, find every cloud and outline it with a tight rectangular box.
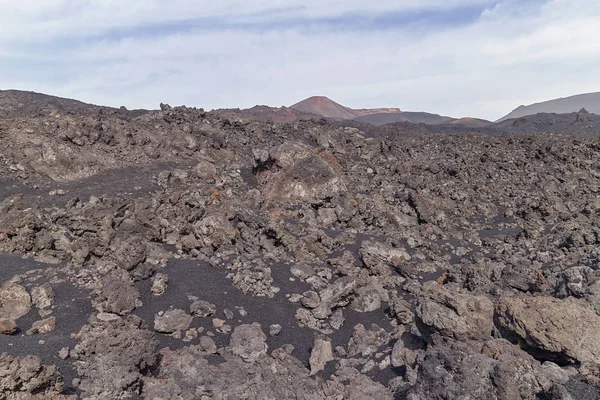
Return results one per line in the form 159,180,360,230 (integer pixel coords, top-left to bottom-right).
0,0,599,120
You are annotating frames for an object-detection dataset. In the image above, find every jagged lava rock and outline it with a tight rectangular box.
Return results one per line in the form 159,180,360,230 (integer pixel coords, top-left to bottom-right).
496,296,600,365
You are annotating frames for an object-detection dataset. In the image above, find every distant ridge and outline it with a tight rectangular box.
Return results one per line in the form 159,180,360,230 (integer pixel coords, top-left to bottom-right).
291,96,490,127
498,92,600,122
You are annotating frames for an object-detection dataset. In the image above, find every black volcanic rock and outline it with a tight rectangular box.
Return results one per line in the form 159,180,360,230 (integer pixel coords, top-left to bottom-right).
0,90,598,399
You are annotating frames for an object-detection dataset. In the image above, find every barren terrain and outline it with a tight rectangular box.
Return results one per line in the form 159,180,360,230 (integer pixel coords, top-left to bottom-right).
0,90,599,399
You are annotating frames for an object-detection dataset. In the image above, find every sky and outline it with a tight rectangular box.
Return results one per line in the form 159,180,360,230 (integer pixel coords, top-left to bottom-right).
1,0,599,121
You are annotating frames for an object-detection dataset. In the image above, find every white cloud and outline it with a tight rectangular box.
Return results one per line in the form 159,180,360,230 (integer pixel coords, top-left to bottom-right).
1,0,599,120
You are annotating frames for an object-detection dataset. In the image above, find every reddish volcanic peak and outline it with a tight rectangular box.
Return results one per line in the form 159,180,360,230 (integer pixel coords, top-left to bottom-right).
291,96,356,120
291,96,401,120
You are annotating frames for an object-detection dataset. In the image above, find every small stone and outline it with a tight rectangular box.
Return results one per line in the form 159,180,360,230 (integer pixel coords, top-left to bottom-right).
190,300,216,317
151,273,169,296
301,291,320,309
269,324,283,336
212,318,225,328
218,324,232,334
91,269,141,316
283,344,295,354
183,328,198,342
59,347,70,360
587,375,600,385
38,309,53,318
224,309,234,320
288,294,303,303
330,309,345,330
238,308,248,317
541,362,570,385
26,317,56,335
379,356,391,370
290,264,316,280
154,309,192,333
96,312,121,322
31,283,54,310
0,318,17,335
171,330,182,339
199,336,217,354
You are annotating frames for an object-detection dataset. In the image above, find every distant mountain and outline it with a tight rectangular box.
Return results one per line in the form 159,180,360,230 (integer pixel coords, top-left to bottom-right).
0,89,97,117
0,89,150,118
492,109,600,134
354,112,491,127
290,96,400,120
451,117,493,128
498,92,600,122
291,96,490,127
354,111,452,125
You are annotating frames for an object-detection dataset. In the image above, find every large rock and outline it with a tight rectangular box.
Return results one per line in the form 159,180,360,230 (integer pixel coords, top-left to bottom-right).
72,317,158,399
496,296,600,364
415,282,494,343
229,323,268,363
312,276,360,320
91,269,141,316
256,143,346,203
359,240,411,276
309,337,334,375
0,353,65,398
0,282,31,321
408,340,553,400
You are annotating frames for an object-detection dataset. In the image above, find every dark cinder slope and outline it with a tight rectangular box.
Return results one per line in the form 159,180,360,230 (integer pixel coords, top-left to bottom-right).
492,109,600,134
354,112,491,127
0,89,151,118
0,89,98,117
498,92,600,122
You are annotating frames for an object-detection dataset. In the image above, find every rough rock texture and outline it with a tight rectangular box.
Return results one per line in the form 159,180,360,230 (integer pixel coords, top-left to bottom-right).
71,316,158,399
496,296,600,365
0,353,67,399
153,309,192,334
415,282,494,343
31,283,54,310
1,91,600,398
0,318,17,335
26,316,56,335
407,340,553,400
91,269,141,316
229,323,268,363
142,345,392,400
189,300,216,317
0,283,31,320
309,336,334,375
